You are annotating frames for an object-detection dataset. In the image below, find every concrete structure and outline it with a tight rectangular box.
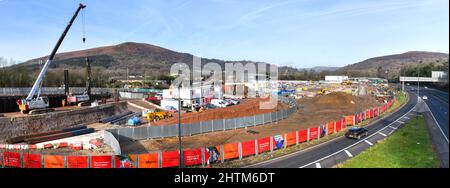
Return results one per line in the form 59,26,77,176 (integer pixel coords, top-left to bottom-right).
400,71,449,91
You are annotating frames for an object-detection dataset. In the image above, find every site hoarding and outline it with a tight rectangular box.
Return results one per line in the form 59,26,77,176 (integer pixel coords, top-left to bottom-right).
44,155,65,168
91,156,112,168
241,140,256,157
183,149,202,166
162,150,179,168
138,153,159,168
67,156,88,168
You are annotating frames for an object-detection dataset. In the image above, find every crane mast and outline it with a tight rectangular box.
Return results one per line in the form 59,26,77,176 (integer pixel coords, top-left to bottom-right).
26,3,86,100
18,4,86,114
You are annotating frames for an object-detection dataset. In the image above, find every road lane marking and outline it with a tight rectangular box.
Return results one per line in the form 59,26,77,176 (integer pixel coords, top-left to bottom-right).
364,140,373,146
423,101,449,143
315,163,321,168
388,126,397,130
344,150,353,158
398,121,405,124
379,132,387,137
388,130,395,135
403,117,410,119
298,97,419,168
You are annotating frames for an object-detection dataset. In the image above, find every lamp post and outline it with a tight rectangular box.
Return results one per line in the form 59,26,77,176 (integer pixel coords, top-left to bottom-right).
178,84,184,168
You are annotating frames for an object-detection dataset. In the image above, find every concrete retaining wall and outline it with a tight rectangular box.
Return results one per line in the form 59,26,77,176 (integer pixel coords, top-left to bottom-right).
0,102,129,142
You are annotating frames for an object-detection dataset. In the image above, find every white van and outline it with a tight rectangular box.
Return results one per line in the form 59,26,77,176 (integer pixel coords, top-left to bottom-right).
210,99,228,108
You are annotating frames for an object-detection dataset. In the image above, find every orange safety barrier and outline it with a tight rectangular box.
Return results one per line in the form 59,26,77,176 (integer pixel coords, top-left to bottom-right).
345,115,355,126
257,137,271,153
67,156,88,168
44,155,65,168
365,110,370,119
223,143,239,160
298,129,308,142
183,149,202,166
138,153,159,168
327,121,334,135
3,151,20,168
335,120,342,133
286,131,297,146
115,154,137,168
23,153,42,168
374,108,379,117
309,127,319,140
91,156,112,168
162,150,179,168
241,140,255,157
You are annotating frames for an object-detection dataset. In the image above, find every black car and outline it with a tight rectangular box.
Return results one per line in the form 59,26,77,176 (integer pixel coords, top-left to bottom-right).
345,127,368,140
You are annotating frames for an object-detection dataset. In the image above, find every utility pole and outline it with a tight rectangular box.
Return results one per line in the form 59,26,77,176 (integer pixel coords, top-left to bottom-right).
178,84,184,168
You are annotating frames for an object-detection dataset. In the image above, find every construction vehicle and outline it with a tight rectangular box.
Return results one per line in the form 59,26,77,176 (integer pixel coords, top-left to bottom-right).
317,89,327,95
16,4,86,114
144,109,171,122
66,57,91,106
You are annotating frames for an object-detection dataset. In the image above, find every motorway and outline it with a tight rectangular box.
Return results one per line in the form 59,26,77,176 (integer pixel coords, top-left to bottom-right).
412,86,449,142
247,90,420,168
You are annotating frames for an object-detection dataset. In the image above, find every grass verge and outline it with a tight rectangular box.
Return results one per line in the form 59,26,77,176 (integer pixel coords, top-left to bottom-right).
337,115,439,168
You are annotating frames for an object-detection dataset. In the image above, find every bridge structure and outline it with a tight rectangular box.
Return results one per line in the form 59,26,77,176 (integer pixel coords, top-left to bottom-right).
399,71,448,92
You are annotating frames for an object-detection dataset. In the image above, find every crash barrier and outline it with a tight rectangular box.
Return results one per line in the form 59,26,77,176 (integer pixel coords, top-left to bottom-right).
106,96,298,141
1,98,395,168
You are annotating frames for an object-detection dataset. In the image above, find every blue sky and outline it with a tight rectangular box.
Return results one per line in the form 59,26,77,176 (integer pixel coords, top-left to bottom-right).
0,0,448,68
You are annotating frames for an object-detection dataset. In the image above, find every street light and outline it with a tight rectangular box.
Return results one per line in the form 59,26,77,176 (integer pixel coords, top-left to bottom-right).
177,79,184,168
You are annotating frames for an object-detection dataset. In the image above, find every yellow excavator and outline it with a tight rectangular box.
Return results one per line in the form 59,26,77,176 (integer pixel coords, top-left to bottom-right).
144,109,171,121
317,88,327,95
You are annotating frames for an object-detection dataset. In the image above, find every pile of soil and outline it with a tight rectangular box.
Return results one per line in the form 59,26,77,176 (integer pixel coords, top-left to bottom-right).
153,97,288,125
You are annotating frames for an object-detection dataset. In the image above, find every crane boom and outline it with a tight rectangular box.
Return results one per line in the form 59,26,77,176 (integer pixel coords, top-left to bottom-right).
26,4,86,100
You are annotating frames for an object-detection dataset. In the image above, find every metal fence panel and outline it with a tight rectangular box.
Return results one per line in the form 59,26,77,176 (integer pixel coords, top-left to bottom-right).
201,121,212,133
133,126,148,140
235,117,245,128
148,126,163,139
244,116,255,127
213,119,224,131
255,114,264,125
162,125,178,137
117,128,134,141
263,113,272,124
182,123,191,136
271,112,277,123
225,118,235,130
283,110,288,119
277,111,283,121
190,122,201,135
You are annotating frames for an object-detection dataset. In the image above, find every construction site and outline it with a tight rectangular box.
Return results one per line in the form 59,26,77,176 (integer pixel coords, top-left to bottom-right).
0,3,398,168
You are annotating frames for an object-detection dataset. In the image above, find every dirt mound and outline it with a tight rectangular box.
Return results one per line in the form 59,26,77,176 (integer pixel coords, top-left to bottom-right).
316,92,355,106
153,98,288,125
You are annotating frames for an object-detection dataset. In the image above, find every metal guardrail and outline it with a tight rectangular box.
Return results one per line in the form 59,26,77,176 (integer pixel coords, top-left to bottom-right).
107,96,298,141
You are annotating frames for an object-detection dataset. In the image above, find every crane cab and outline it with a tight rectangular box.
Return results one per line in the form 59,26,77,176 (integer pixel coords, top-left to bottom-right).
17,97,50,114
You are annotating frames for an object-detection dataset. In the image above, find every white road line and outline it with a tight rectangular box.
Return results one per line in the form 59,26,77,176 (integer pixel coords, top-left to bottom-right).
398,121,405,124
388,130,395,135
379,132,387,137
403,117,410,119
364,140,373,146
388,126,397,130
423,101,449,143
344,150,353,158
315,163,321,168
298,96,418,168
